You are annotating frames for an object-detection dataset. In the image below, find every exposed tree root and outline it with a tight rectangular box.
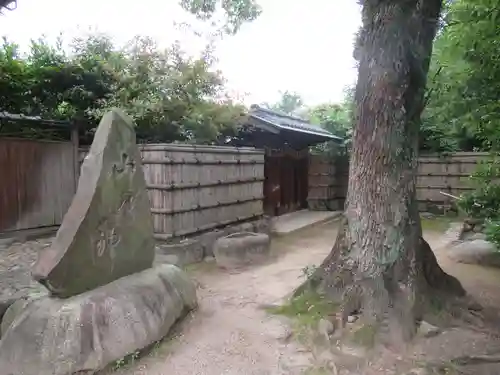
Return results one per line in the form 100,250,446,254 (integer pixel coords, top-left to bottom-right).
451,354,500,366
427,354,500,375
292,217,482,346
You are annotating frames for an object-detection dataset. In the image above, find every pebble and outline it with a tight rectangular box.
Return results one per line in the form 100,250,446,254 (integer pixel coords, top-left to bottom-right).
347,315,358,323
318,318,335,337
417,321,440,338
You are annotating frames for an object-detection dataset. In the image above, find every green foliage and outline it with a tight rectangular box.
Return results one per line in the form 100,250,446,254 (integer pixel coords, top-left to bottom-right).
307,102,352,146
0,34,245,144
180,0,262,35
267,290,338,328
262,90,304,115
305,87,353,156
424,0,500,152
301,264,317,279
458,156,500,248
484,219,500,249
458,157,500,219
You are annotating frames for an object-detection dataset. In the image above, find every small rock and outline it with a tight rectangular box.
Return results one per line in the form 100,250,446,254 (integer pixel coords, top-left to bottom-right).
318,318,335,337
347,315,358,323
213,232,270,268
405,368,428,375
155,253,181,266
462,222,473,232
204,256,216,263
473,224,485,233
465,218,483,225
418,321,440,338
463,232,487,241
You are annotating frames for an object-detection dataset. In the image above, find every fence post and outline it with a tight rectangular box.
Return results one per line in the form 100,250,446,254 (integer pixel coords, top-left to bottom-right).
70,121,80,191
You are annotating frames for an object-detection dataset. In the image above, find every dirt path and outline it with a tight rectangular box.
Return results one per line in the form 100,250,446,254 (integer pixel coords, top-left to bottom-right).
109,220,500,375
110,221,338,375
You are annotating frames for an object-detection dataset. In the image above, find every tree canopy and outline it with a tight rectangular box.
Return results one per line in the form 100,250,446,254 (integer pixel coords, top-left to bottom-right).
0,34,246,144
423,0,500,152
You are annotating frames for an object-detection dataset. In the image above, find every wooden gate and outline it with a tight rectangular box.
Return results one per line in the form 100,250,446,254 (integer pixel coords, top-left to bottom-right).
0,138,78,233
263,148,309,216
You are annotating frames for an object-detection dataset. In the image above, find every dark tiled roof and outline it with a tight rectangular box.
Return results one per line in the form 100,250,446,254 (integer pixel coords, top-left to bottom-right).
248,105,343,142
0,112,73,128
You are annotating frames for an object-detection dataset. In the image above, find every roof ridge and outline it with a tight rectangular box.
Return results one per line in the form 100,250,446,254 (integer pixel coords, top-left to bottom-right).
250,104,318,126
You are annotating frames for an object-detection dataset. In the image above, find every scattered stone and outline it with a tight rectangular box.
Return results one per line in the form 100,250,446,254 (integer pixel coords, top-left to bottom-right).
447,239,500,267
32,109,156,297
462,222,473,232
156,238,204,267
240,222,255,233
203,256,216,263
417,321,441,338
318,318,335,339
405,368,428,375
198,230,222,257
155,253,181,266
254,216,272,236
347,315,358,323
465,218,484,225
0,264,197,375
462,231,487,241
213,232,271,268
420,212,434,219
473,224,485,233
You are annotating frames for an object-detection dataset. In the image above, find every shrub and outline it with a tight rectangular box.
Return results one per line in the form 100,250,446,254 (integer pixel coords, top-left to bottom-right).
458,155,500,248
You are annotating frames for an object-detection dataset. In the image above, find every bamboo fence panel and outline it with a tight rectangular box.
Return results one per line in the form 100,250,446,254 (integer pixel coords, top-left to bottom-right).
308,152,489,212
140,144,265,239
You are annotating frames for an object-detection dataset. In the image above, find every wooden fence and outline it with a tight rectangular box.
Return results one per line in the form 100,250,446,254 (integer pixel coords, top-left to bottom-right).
308,152,488,212
415,152,488,211
308,153,348,211
80,144,265,240
0,138,78,233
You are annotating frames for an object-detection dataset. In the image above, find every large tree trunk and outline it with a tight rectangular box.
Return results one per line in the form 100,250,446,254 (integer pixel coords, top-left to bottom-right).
299,0,465,346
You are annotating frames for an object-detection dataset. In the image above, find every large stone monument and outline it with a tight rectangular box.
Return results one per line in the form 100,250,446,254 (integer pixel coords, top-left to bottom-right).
0,109,197,375
32,109,156,297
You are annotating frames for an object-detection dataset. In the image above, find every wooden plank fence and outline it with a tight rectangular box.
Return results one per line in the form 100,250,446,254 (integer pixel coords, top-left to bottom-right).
308,152,489,212
308,153,348,211
0,138,78,233
416,152,488,211
79,144,265,240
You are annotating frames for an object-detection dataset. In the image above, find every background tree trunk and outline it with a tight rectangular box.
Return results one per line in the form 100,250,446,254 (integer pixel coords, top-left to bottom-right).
301,0,465,346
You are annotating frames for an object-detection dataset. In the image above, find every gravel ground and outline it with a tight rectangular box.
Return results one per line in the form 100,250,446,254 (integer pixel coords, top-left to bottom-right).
0,237,52,303
107,221,340,375
3,220,500,375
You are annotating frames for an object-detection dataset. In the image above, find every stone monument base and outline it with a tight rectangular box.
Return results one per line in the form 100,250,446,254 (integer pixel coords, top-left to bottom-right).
0,264,197,375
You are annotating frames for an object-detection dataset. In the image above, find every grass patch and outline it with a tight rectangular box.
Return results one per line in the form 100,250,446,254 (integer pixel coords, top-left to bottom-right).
302,366,331,375
183,260,218,274
266,290,338,328
350,323,377,348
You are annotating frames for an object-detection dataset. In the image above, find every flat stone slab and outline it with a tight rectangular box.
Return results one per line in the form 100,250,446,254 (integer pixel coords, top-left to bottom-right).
32,109,155,297
213,232,270,268
0,264,197,375
271,210,342,236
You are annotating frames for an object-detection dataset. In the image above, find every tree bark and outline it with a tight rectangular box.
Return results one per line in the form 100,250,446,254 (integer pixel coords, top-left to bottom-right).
299,0,465,346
